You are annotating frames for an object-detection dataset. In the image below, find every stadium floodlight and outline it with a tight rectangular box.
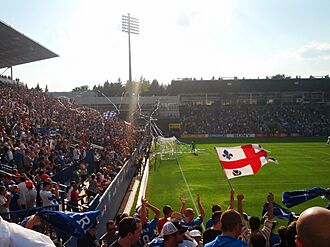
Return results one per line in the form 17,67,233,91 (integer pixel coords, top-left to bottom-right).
122,13,139,84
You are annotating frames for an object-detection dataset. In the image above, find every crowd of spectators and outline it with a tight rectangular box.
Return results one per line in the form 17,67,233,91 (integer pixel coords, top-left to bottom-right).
0,81,144,218
77,190,330,247
181,105,330,136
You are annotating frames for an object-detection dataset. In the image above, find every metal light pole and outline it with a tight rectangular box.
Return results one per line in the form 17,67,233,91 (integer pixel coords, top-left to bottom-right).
122,13,139,85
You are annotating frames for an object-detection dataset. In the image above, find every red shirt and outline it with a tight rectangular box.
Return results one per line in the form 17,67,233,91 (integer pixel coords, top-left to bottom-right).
71,190,79,204
157,217,169,233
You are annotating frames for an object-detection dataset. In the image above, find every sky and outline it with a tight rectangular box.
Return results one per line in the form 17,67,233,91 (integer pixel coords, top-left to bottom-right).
1,0,330,92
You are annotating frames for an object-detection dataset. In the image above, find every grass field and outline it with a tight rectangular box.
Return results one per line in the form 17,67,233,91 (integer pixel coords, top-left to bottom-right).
146,137,330,226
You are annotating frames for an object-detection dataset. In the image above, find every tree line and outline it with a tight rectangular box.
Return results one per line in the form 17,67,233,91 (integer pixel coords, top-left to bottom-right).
71,77,171,96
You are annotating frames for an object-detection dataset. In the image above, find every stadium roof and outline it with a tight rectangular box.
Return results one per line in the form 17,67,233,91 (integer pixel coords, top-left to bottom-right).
0,20,58,69
171,78,330,94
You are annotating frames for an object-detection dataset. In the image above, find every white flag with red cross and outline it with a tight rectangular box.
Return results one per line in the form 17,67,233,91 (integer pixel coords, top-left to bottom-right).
215,144,278,179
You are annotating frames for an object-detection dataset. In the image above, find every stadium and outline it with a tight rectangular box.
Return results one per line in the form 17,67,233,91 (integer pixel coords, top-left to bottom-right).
1,10,330,247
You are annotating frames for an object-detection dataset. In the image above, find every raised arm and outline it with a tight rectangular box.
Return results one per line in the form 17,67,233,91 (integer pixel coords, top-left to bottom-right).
237,194,244,218
228,188,235,210
146,200,161,219
140,198,148,225
267,192,274,220
179,195,186,214
196,193,205,218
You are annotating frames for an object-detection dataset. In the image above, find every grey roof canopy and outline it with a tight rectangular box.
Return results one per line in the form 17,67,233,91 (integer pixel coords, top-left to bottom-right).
0,20,58,69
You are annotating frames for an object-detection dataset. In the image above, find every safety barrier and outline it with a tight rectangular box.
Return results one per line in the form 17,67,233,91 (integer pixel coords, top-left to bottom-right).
0,205,59,220
64,138,148,246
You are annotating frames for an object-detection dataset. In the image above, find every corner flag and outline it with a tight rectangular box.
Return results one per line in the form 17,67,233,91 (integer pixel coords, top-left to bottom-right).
215,144,277,179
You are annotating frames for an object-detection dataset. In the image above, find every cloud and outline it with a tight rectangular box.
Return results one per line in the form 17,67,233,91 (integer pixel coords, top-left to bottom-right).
176,12,198,28
176,14,191,27
276,41,330,60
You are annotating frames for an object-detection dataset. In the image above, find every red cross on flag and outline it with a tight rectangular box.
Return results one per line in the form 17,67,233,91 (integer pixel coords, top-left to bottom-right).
215,144,278,179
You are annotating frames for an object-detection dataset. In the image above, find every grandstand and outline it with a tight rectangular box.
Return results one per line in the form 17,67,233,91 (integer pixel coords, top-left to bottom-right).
1,19,330,247
171,77,330,105
0,20,150,246
57,77,330,137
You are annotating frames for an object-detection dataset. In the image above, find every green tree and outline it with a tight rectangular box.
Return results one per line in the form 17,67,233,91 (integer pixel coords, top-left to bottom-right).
72,85,89,92
35,83,42,92
149,79,160,96
139,76,150,96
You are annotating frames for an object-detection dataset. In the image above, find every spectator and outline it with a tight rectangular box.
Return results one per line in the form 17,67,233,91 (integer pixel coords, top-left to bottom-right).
268,221,280,247
21,212,45,233
17,175,28,209
72,167,81,186
0,186,11,220
80,162,88,186
69,182,85,212
250,233,266,247
273,226,287,247
148,219,188,247
189,229,203,247
204,209,248,247
180,193,205,230
295,207,330,247
73,144,81,162
25,180,37,209
77,220,100,247
203,211,222,245
285,221,296,247
39,180,58,207
248,193,274,247
100,220,119,247
0,216,55,247
110,216,142,247
138,198,161,246
86,173,98,201
205,205,222,229
158,205,173,233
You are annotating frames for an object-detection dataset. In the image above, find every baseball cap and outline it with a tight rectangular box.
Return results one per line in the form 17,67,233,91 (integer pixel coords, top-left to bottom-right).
25,180,33,188
40,174,50,180
161,219,188,236
189,229,201,238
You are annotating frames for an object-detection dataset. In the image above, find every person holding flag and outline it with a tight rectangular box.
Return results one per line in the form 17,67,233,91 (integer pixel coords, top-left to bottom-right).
236,192,274,247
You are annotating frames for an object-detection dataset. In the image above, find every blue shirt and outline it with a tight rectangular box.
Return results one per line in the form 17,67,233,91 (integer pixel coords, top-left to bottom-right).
148,237,189,247
204,235,249,247
148,237,165,247
206,218,213,229
181,215,203,230
139,217,159,246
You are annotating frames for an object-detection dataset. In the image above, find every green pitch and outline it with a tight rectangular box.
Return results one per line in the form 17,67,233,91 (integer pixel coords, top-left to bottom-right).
146,137,330,225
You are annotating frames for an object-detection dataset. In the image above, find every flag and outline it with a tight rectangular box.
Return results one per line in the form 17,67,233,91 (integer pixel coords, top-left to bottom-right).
282,187,329,208
262,202,298,220
103,111,117,119
39,210,101,237
215,144,277,179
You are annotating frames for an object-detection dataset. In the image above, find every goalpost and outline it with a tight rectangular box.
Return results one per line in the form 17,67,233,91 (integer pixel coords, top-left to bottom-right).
155,136,196,160
156,136,178,160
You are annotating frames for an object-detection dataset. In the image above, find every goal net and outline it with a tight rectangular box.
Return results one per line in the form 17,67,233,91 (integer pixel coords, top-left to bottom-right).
156,136,191,160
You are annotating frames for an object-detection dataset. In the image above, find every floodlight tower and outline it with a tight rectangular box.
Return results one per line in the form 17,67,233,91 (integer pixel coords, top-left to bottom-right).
122,13,139,85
